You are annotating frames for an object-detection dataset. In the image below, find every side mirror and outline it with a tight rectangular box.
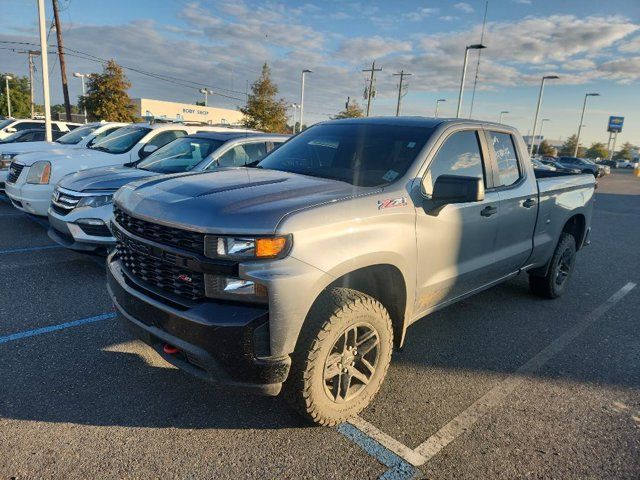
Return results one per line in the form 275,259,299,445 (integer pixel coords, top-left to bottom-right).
426,175,485,206
138,144,158,159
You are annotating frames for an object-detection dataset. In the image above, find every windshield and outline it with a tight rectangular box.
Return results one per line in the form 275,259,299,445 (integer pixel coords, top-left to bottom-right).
0,119,14,130
137,137,225,173
56,124,98,145
1,130,31,142
90,126,150,154
257,123,434,187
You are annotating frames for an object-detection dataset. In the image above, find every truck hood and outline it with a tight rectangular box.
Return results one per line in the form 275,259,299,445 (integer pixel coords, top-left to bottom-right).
115,168,374,235
14,148,117,167
0,140,65,156
59,165,158,192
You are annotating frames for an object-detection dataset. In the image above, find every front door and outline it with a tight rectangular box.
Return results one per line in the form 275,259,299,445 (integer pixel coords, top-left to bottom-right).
414,129,500,313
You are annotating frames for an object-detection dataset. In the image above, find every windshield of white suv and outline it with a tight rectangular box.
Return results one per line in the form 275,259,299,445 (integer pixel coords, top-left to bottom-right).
89,126,151,154
256,123,434,187
137,137,225,173
56,124,98,145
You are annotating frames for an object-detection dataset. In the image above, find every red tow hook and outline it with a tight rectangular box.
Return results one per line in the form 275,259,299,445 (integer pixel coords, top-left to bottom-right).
163,343,180,355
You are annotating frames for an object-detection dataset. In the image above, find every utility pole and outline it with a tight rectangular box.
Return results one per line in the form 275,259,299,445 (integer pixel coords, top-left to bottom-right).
28,51,40,118
52,0,72,121
38,0,52,141
362,61,382,117
392,70,411,116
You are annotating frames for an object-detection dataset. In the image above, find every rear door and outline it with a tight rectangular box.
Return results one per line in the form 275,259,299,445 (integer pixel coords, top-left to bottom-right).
484,129,538,274
414,127,501,311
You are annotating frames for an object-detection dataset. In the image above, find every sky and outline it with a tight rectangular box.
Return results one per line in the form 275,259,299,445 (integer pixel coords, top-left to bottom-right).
1,0,639,148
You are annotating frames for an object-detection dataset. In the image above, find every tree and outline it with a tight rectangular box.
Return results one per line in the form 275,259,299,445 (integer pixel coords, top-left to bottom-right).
332,101,364,119
195,101,205,106
535,140,555,156
558,134,584,157
240,63,287,133
585,142,608,160
79,60,136,122
0,73,31,118
613,142,634,161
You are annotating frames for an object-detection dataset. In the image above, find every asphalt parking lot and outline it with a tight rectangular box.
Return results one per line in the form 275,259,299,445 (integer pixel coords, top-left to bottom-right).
1,171,639,479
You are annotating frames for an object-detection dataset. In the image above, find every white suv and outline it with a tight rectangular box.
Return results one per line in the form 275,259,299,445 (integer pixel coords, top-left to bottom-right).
4,123,252,216
0,118,81,141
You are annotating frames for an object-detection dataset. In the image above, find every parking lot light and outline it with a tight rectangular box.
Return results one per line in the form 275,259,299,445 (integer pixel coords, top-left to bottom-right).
199,88,213,107
73,72,88,123
529,75,559,156
4,75,12,117
574,93,600,157
299,69,312,133
456,44,486,118
499,110,509,123
435,99,446,118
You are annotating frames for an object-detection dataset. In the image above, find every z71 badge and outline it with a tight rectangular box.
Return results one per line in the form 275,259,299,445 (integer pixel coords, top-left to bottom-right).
377,197,407,210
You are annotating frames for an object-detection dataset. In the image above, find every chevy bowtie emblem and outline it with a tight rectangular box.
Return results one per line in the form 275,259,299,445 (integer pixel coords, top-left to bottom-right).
177,274,192,283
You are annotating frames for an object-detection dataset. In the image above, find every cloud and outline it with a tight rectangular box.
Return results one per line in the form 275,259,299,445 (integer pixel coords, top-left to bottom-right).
336,36,413,63
404,8,438,22
454,2,474,14
619,34,640,53
512,0,532,4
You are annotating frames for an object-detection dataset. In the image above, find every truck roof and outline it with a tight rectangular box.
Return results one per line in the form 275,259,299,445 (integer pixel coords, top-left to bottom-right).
323,116,514,130
184,131,290,141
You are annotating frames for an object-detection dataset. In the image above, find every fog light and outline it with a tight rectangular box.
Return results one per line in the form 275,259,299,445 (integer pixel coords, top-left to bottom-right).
204,274,268,303
76,218,105,226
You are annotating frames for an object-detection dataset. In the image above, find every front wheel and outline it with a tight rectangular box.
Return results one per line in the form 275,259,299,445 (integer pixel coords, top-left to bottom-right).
529,233,577,299
285,287,393,426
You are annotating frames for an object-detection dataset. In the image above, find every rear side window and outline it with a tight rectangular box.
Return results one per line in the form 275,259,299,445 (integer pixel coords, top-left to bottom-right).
488,132,521,187
14,122,42,131
424,130,485,195
146,130,187,148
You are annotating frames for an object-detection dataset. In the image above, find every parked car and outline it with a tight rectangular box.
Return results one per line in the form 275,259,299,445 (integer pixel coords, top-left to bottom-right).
617,160,639,169
555,156,599,177
4,122,253,216
0,122,128,191
106,117,595,425
0,118,81,141
597,159,619,169
0,128,66,144
532,158,556,171
48,131,289,253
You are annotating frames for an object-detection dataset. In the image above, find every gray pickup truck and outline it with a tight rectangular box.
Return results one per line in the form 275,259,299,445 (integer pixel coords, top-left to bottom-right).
107,117,595,425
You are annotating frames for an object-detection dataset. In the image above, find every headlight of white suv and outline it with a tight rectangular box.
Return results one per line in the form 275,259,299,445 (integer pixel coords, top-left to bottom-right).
76,193,114,208
25,161,52,184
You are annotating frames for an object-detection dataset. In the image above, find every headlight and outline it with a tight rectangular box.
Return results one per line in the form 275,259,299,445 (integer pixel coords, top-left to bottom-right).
205,274,268,303
76,193,114,208
1,154,16,168
0,159,12,170
26,161,51,184
204,235,290,260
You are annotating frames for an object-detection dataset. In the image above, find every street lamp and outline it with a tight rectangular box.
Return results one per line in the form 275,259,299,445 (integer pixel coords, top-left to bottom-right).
456,44,486,118
574,93,600,157
529,75,559,156
535,118,550,153
73,72,88,123
289,103,300,134
499,110,509,123
199,88,213,107
4,75,12,117
299,69,312,133
435,98,446,118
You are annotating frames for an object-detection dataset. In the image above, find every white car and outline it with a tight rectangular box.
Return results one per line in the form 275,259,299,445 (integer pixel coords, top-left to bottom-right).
4,122,254,216
0,122,128,190
617,160,639,169
0,118,81,141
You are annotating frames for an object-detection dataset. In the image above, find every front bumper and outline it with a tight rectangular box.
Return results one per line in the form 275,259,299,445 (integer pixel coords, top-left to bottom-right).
48,203,115,253
0,170,7,191
5,180,53,217
107,253,291,395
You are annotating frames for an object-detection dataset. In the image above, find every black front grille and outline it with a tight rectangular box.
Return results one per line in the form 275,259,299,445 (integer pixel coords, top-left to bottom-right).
116,238,206,301
77,222,112,237
51,189,82,216
114,206,204,254
7,163,24,184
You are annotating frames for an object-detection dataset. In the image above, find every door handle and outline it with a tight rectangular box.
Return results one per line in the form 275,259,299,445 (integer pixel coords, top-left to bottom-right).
523,198,536,208
480,206,498,217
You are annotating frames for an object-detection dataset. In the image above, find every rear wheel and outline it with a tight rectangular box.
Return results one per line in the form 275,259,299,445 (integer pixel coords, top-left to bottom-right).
529,233,576,299
285,287,393,426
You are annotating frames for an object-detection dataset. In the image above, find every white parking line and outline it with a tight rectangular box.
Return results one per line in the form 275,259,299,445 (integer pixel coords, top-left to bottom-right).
341,281,637,474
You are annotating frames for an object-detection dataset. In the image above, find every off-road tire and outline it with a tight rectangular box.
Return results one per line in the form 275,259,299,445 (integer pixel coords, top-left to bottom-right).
284,287,393,426
529,233,577,299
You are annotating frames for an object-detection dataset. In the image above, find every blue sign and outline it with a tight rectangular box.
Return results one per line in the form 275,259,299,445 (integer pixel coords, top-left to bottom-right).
607,116,624,133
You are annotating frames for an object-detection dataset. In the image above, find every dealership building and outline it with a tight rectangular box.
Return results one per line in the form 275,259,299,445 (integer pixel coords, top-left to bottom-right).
131,98,244,125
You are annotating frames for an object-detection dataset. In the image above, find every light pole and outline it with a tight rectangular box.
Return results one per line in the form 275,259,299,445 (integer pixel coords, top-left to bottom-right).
199,88,213,107
73,72,88,123
4,75,12,117
456,44,486,118
499,110,509,123
574,93,599,157
299,69,312,132
529,75,559,156
535,118,550,154
289,103,300,133
435,98,446,118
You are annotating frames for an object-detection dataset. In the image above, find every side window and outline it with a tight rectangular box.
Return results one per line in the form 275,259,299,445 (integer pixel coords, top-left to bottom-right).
488,131,521,187
15,122,42,131
214,145,251,168
51,123,61,131
242,142,267,162
146,130,187,148
424,130,485,195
